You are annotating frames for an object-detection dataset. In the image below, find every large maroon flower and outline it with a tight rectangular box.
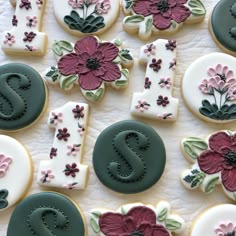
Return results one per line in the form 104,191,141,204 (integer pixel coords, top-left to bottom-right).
198,132,236,192
99,206,170,236
133,0,191,30
58,36,121,90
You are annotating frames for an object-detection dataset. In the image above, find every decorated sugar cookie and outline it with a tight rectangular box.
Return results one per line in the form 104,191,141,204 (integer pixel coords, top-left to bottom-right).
0,135,33,212
1,0,47,56
7,192,86,235
45,36,133,102
209,0,236,56
37,102,89,190
0,63,47,131
90,201,185,235
93,120,166,194
182,53,236,123
190,204,236,236
130,39,179,121
53,0,120,36
181,130,236,201
122,0,206,40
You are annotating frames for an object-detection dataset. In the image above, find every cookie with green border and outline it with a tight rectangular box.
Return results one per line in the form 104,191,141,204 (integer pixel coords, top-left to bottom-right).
93,120,166,194
7,192,86,236
0,63,47,131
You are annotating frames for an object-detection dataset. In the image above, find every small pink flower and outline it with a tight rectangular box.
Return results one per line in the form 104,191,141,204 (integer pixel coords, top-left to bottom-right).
25,45,37,51
199,79,212,94
36,0,43,9
0,154,12,178
40,170,54,183
26,16,37,27
157,113,173,120
227,85,236,101
50,112,63,125
68,0,83,8
169,58,176,70
159,78,171,89
78,123,85,136
144,44,156,56
67,144,81,156
135,100,150,112
3,33,15,46
63,182,78,189
96,0,111,14
215,222,236,236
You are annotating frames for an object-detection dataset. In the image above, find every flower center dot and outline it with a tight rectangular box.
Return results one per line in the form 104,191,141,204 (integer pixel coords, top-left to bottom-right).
86,58,101,70
224,151,236,167
157,0,169,12
216,73,226,82
225,231,236,236
130,231,144,236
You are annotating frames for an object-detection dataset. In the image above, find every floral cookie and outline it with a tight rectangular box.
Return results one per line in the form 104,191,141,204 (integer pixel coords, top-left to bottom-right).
130,39,179,121
122,0,206,40
90,201,185,235
1,0,47,56
0,135,33,212
182,53,236,123
93,120,166,194
37,102,89,190
53,0,120,36
7,192,86,235
181,130,236,201
0,63,47,131
190,204,236,236
45,36,133,102
209,0,236,56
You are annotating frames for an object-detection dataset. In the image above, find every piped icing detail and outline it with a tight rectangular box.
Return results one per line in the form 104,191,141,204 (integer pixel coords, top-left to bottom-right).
0,154,12,177
215,222,236,236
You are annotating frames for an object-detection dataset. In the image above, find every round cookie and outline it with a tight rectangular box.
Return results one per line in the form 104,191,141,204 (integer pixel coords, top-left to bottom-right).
7,192,86,236
190,204,236,236
0,135,33,212
182,53,236,123
92,120,166,194
0,63,47,131
209,0,236,56
53,0,120,36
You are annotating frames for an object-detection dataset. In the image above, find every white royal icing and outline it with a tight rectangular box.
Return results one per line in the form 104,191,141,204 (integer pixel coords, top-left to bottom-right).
182,53,236,123
0,135,32,212
191,204,236,236
37,102,89,190
130,39,179,121
53,0,120,36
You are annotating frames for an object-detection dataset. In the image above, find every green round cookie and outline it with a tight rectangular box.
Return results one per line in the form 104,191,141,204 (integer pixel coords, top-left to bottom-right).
7,192,85,236
0,63,47,131
210,0,236,54
93,120,166,194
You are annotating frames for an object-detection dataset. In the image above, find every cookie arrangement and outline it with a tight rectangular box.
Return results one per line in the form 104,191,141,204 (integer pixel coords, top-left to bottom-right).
1,0,236,236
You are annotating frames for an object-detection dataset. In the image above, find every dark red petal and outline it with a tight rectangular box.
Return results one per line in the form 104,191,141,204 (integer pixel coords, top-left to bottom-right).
168,0,178,7
101,62,121,82
152,224,170,236
153,13,172,30
58,53,78,76
127,206,156,227
138,223,153,235
209,132,233,152
97,43,118,62
79,72,102,90
198,150,225,174
74,36,98,55
221,168,236,192
92,66,106,77
123,216,136,232
176,0,188,4
133,0,152,16
170,5,191,23
99,212,127,235
91,50,104,61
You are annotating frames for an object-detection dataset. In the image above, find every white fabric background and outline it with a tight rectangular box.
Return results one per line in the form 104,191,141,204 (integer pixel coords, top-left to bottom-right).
0,0,235,235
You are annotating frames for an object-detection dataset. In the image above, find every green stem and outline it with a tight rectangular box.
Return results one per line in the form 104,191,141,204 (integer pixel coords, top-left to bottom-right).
220,93,223,108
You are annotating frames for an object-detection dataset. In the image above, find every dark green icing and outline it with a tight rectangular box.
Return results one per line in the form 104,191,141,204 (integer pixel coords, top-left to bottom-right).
7,192,85,236
0,63,47,131
93,120,166,194
0,189,8,209
211,0,236,52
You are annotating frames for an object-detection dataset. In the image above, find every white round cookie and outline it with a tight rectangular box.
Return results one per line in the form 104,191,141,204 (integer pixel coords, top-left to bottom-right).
0,135,32,212
182,53,236,123
53,0,120,36
191,204,236,236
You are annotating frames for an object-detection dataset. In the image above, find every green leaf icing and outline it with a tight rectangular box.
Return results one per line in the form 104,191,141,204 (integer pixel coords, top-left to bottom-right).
114,39,122,47
125,0,134,9
157,208,168,222
124,15,145,24
145,17,153,33
188,0,206,16
115,80,128,88
52,43,63,56
121,69,129,79
46,66,61,82
52,41,73,56
204,176,219,194
60,75,77,90
119,49,133,61
233,192,236,200
85,88,104,102
165,219,182,231
121,207,127,215
91,211,102,218
183,169,206,188
90,218,100,233
58,41,73,52
0,189,8,209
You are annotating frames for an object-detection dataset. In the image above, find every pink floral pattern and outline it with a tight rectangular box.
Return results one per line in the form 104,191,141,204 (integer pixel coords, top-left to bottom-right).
50,112,63,125
78,123,85,136
68,0,83,8
67,144,81,156
133,0,191,30
96,0,111,14
26,16,37,27
157,112,173,120
135,100,150,112
63,182,79,189
58,36,121,91
159,78,171,88
25,45,37,51
40,170,55,183
144,43,156,56
0,154,12,178
3,33,15,46
215,222,236,236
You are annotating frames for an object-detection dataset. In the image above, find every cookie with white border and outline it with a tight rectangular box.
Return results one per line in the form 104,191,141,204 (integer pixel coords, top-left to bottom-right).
182,53,236,123
0,135,33,212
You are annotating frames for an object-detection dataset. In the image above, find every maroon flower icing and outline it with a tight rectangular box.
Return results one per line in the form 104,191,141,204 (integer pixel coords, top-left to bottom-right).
132,0,191,30
157,95,169,107
63,163,79,177
58,36,121,91
72,105,84,119
99,206,170,236
198,132,236,192
57,128,70,141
